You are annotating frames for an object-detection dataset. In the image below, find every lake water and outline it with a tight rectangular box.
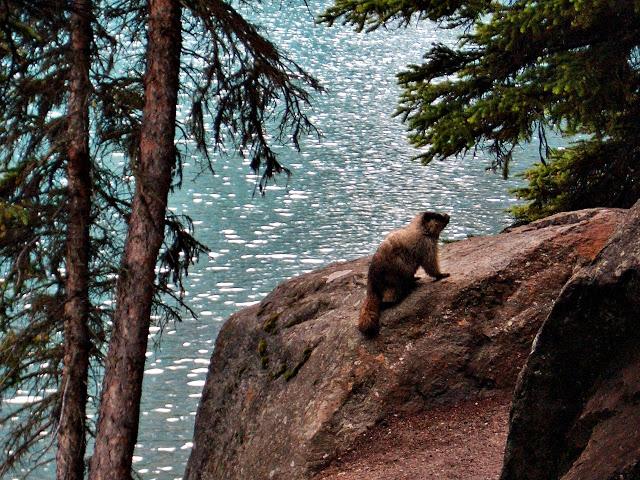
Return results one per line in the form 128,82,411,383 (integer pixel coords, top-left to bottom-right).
12,2,544,479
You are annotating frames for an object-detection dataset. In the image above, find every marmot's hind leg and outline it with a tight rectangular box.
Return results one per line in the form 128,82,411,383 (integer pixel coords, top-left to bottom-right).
382,286,401,303
382,275,418,304
398,274,419,297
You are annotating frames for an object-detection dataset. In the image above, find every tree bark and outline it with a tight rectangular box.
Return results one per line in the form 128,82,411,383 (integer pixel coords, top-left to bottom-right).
88,1,182,478
56,1,92,479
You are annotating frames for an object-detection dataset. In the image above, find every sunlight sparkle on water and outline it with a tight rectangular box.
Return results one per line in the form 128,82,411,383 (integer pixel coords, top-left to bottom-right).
22,2,540,479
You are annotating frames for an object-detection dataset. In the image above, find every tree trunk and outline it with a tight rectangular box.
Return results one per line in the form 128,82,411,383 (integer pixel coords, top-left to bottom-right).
56,1,92,479
88,1,182,478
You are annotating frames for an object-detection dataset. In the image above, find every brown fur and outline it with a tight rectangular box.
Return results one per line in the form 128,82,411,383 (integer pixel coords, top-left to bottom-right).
358,211,450,336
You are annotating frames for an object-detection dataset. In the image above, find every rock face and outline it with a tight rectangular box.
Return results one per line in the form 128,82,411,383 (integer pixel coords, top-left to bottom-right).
184,209,624,480
501,203,640,480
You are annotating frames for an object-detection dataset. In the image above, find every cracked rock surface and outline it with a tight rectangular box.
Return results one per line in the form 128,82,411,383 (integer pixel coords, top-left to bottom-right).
502,201,640,480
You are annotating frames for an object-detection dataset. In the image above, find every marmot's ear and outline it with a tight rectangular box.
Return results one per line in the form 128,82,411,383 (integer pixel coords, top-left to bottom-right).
421,212,435,225
421,215,436,234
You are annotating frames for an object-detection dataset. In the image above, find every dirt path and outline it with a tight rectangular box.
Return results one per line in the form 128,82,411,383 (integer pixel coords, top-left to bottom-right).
314,393,511,480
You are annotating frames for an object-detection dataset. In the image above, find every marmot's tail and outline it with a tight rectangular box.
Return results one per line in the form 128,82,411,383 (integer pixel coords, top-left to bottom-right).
358,291,382,337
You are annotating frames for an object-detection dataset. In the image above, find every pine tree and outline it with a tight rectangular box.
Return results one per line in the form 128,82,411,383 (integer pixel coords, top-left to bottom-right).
322,0,640,220
1,0,319,477
55,2,94,479
88,1,184,476
89,0,319,476
0,3,90,475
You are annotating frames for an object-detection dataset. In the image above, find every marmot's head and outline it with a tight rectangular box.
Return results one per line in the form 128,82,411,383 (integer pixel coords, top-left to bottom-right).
421,211,450,237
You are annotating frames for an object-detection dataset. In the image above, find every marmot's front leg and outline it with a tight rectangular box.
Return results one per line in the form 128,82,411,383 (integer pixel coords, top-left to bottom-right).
422,259,449,281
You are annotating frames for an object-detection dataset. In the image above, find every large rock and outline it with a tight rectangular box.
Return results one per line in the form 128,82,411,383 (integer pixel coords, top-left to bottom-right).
184,208,625,480
501,203,640,480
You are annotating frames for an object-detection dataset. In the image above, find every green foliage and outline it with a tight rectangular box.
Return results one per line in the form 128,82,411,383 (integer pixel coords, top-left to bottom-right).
320,0,489,31
322,0,640,216
511,140,640,221
0,201,28,237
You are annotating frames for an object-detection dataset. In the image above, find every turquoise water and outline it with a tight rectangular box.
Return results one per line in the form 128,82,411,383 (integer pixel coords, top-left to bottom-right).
8,2,546,479
133,5,533,479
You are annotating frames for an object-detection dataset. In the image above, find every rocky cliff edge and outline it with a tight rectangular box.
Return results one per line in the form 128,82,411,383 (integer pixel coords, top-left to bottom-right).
184,208,625,480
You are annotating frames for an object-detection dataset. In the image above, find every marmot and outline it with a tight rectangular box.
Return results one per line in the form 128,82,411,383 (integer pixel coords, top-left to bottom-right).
358,211,450,336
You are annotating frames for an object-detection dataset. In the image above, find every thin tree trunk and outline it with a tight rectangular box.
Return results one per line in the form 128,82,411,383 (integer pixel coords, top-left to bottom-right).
56,1,92,479
88,1,182,478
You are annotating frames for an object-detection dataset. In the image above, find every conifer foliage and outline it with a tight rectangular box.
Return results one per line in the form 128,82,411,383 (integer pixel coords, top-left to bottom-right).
0,0,318,477
322,0,640,219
